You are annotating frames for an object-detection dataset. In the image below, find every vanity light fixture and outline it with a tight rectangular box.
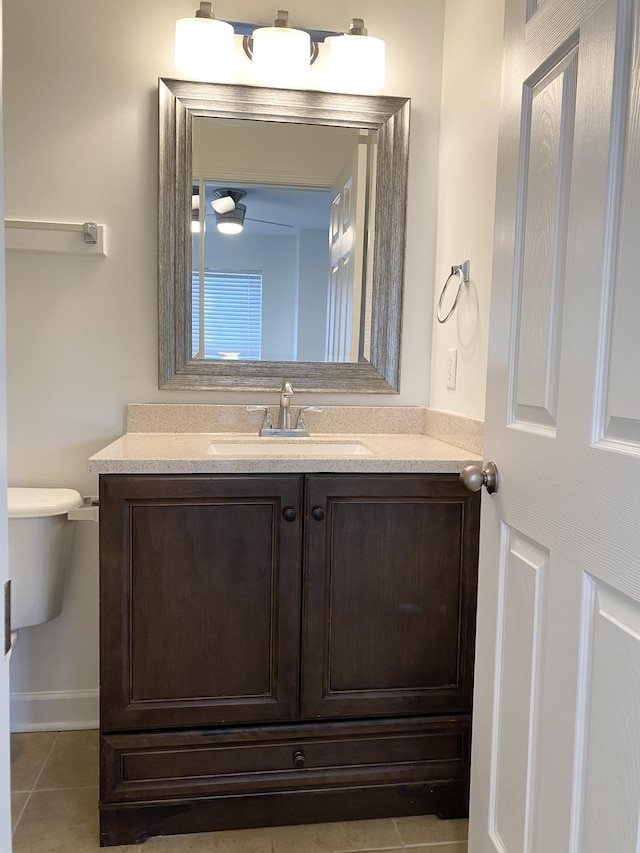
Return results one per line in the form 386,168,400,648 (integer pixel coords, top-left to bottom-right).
212,189,247,235
173,6,386,94
174,2,235,82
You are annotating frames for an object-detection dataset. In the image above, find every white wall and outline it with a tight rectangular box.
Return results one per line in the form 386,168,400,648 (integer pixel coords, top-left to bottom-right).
297,230,329,362
429,0,505,420
2,0,446,729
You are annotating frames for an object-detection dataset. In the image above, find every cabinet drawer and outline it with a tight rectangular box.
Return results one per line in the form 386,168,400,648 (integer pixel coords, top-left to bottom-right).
102,716,470,803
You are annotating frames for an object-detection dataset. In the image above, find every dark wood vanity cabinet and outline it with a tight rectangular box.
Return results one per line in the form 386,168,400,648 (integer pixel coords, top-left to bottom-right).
99,473,480,847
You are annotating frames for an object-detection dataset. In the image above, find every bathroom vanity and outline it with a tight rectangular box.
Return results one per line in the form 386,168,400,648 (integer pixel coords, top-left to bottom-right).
91,409,482,846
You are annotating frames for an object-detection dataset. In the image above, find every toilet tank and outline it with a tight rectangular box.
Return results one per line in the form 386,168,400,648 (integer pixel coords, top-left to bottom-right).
8,488,83,629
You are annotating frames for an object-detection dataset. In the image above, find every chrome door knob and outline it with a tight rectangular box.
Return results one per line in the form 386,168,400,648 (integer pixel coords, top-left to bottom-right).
460,461,499,494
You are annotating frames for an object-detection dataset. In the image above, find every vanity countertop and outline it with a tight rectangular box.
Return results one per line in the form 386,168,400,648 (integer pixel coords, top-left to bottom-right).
88,432,481,475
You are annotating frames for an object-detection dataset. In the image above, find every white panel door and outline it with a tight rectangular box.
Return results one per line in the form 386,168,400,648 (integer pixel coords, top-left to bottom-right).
325,143,367,362
470,0,640,851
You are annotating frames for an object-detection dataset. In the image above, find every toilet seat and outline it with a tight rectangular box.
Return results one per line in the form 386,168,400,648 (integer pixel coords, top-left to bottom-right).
8,488,83,518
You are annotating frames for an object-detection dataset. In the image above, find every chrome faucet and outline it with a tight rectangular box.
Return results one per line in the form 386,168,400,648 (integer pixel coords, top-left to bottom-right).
246,379,322,437
278,379,294,430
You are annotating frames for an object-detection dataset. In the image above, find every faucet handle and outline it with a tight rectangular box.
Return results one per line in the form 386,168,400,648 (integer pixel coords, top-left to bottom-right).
246,405,273,431
295,406,323,429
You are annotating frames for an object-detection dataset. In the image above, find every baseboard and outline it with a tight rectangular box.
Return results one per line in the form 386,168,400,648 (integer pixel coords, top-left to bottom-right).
10,688,99,732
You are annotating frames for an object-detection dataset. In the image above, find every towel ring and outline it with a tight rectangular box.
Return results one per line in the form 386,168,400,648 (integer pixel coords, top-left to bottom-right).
437,261,470,323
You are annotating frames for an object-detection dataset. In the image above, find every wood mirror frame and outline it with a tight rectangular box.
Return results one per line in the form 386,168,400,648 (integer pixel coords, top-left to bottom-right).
158,78,410,393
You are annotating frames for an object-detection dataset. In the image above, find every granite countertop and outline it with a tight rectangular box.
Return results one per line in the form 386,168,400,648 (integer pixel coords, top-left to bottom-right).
88,431,481,475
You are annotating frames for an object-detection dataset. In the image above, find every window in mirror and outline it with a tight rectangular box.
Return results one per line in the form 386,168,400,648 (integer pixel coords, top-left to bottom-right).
191,268,263,360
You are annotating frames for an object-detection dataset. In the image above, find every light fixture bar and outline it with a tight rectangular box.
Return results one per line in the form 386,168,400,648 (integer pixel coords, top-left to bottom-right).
227,19,341,42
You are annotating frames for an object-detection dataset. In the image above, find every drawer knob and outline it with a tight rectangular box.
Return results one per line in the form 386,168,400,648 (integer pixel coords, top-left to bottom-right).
293,751,305,769
282,507,297,522
311,506,325,522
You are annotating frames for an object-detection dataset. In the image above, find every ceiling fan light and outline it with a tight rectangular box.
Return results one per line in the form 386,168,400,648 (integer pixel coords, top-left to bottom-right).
175,3,235,82
216,203,246,235
326,19,385,94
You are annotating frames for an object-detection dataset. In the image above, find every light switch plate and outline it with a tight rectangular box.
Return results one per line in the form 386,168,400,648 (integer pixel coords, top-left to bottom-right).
446,348,457,390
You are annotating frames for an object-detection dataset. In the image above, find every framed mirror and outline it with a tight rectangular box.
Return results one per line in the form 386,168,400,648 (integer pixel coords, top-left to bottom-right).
159,78,410,392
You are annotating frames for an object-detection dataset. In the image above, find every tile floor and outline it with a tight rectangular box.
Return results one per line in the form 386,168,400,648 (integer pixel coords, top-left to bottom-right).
10,729,469,853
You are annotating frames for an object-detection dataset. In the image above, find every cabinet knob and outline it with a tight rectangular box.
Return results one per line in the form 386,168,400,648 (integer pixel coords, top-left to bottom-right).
282,507,297,522
311,506,325,521
293,751,305,769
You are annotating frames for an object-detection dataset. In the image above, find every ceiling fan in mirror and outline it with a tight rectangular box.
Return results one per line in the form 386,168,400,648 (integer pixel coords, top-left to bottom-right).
192,184,319,235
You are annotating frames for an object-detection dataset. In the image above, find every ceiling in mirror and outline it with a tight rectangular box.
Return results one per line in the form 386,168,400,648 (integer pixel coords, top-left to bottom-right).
158,79,410,393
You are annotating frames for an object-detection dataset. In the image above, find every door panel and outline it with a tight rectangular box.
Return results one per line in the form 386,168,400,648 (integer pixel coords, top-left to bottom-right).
471,0,640,850
575,581,640,853
491,528,548,853
302,475,480,720
513,47,577,432
100,474,302,732
600,22,640,444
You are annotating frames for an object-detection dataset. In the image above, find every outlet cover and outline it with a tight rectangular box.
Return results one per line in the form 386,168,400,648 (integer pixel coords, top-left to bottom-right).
446,348,457,390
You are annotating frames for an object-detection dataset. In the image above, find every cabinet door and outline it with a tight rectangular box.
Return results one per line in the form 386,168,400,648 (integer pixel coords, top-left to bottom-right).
100,475,302,732
302,474,480,720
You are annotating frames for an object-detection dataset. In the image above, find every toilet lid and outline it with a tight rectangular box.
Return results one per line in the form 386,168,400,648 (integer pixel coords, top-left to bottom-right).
7,488,83,518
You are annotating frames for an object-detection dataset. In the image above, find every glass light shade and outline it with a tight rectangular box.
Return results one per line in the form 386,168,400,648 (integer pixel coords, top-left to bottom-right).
327,34,385,93
174,17,235,81
211,195,236,214
251,26,311,88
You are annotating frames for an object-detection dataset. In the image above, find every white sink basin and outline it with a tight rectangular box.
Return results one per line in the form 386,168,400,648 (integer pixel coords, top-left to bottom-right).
208,439,375,457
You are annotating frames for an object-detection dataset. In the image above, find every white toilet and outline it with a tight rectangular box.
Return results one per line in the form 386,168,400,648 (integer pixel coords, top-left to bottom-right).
8,487,83,629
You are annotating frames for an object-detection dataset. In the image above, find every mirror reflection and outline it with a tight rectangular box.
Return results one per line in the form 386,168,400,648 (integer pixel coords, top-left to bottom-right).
191,118,378,365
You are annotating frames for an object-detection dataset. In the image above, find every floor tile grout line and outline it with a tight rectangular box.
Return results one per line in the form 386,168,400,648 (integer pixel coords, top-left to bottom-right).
273,844,404,853
12,730,60,835
28,784,100,792
29,731,60,792
11,792,30,837
315,846,404,853
391,816,406,849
